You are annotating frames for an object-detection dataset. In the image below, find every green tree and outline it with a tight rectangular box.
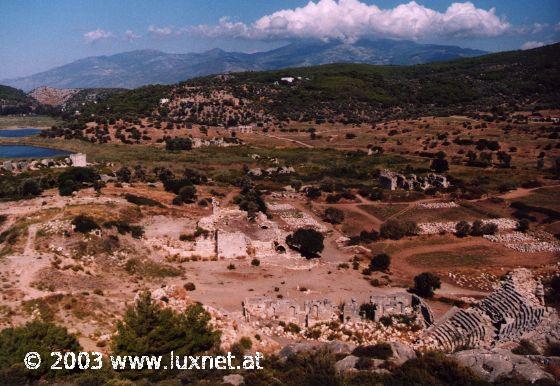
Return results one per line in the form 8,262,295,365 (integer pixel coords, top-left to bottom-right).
0,321,81,382
323,207,344,224
413,272,441,298
112,292,219,379
455,221,471,238
178,184,197,204
286,228,325,258
370,253,391,271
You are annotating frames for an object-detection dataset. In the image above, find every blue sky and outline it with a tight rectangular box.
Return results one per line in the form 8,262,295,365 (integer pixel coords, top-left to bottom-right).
1,0,559,79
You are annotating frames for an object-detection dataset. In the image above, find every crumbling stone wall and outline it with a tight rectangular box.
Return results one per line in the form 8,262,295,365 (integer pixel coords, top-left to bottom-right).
243,292,433,328
379,169,449,191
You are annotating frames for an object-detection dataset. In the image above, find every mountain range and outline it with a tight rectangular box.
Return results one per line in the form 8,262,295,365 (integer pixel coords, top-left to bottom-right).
2,39,487,90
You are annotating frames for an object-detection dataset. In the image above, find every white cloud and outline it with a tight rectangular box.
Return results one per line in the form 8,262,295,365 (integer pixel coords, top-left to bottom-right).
83,29,113,43
148,25,173,36
556,22,560,31
124,30,141,42
521,41,545,50
531,22,548,34
186,0,511,42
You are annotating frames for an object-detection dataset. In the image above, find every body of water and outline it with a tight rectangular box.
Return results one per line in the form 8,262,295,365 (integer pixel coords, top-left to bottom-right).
0,145,70,159
0,128,43,138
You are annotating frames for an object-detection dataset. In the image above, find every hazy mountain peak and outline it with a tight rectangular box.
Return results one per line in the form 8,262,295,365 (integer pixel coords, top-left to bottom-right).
2,39,488,90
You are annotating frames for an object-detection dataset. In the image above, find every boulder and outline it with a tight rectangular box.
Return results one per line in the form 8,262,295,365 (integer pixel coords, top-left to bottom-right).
325,341,356,355
451,349,553,383
278,343,316,360
388,341,416,366
335,355,359,373
223,373,244,385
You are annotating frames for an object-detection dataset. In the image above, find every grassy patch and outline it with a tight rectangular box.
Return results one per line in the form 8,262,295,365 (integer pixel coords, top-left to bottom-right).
124,257,182,278
397,205,484,223
359,204,407,221
0,115,61,129
406,246,498,268
516,187,560,212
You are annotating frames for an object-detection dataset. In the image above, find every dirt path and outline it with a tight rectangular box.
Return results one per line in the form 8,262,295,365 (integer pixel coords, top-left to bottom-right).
24,224,38,256
265,134,314,148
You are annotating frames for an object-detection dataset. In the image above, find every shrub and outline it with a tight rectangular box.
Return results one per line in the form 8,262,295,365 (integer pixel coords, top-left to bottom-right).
165,137,192,151
286,228,325,258
359,303,376,321
512,339,539,355
455,221,471,237
183,282,196,291
370,253,391,271
430,158,449,173
285,322,301,334
516,219,530,232
58,179,77,196
545,341,560,356
304,186,321,199
20,179,42,197
548,275,560,300
323,207,344,224
251,258,260,267
72,215,99,233
227,263,236,270
380,220,418,240
413,272,441,298
124,194,162,207
352,343,393,359
239,336,252,350
116,166,132,183
177,184,197,204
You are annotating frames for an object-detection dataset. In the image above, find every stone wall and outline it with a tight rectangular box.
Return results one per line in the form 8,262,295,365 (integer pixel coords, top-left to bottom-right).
243,292,433,328
379,169,449,191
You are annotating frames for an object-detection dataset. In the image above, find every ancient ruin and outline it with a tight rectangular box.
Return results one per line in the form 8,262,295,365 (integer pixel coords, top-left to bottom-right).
242,292,434,328
379,169,449,191
423,269,552,352
0,153,87,174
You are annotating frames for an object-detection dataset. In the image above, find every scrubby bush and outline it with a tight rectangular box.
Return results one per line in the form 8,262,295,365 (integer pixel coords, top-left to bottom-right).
352,343,393,359
183,282,196,291
20,179,42,197
413,272,441,298
323,207,344,224
370,253,391,271
177,184,197,204
359,303,376,321
116,166,132,183
517,219,530,232
251,258,260,267
286,228,324,258
124,193,162,207
72,215,99,233
165,137,192,151
380,220,418,240
455,221,471,237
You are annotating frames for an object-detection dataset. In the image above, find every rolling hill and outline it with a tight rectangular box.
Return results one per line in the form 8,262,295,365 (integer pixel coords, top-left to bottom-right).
69,42,559,125
2,39,486,90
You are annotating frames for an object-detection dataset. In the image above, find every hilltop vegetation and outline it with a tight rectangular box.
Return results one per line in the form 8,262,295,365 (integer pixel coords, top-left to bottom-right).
0,85,36,115
54,43,559,131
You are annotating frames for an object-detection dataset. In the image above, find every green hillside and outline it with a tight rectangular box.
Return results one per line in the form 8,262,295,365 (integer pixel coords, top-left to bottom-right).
68,43,560,124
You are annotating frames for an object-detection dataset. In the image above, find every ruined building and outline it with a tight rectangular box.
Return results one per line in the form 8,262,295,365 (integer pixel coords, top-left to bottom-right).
379,170,449,191
242,292,433,328
423,269,551,352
